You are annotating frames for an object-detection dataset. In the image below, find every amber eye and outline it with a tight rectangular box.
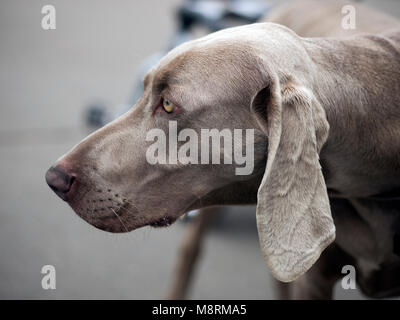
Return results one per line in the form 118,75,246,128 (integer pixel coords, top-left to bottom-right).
162,98,175,113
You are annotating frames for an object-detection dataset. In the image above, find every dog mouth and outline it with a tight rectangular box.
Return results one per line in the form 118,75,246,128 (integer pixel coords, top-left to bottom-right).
87,213,176,233
79,204,176,232
68,188,179,232
150,216,175,228
92,215,176,232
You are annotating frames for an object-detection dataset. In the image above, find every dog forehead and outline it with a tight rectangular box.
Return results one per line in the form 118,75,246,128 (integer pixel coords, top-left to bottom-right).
155,24,273,71
152,22,298,81
146,23,299,103
154,40,257,85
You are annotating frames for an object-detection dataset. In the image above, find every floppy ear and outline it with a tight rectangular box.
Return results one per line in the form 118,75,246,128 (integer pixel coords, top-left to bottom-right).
251,79,335,282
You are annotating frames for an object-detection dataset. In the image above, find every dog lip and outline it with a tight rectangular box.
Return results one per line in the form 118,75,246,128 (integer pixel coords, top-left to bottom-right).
150,216,174,228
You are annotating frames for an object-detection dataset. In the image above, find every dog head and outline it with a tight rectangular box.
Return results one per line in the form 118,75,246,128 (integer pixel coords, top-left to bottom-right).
46,23,335,282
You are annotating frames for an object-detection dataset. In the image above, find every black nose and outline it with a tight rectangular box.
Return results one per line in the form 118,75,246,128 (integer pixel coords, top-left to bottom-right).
45,166,76,201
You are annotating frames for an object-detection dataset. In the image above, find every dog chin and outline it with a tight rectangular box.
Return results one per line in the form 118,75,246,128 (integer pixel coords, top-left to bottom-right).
92,222,132,233
68,197,178,232
89,215,177,233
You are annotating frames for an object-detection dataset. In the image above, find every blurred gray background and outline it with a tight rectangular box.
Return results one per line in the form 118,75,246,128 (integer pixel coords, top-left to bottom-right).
1,0,399,299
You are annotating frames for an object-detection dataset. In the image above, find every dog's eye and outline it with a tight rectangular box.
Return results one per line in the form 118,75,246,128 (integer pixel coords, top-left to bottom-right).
162,98,175,113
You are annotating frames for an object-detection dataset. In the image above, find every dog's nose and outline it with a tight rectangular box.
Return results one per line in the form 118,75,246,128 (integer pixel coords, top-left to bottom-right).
45,166,76,201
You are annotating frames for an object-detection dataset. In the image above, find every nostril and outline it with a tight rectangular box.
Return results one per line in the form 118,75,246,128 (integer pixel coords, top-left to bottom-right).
45,166,76,201
68,175,76,191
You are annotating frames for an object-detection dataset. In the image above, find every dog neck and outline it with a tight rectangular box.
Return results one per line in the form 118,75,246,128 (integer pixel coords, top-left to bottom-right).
306,31,400,198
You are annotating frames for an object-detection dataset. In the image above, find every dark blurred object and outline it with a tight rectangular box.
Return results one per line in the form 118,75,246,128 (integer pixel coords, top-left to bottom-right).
177,0,270,33
85,102,107,129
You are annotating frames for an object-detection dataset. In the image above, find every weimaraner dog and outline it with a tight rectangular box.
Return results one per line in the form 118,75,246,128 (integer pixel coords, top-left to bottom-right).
168,0,400,300
46,0,400,299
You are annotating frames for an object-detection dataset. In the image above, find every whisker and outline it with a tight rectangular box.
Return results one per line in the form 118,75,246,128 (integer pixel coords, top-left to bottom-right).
123,199,140,212
120,201,145,225
90,201,96,218
119,205,138,217
119,206,150,227
111,208,129,232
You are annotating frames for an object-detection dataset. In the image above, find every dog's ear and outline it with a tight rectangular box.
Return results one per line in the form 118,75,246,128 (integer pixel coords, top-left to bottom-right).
251,79,335,282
